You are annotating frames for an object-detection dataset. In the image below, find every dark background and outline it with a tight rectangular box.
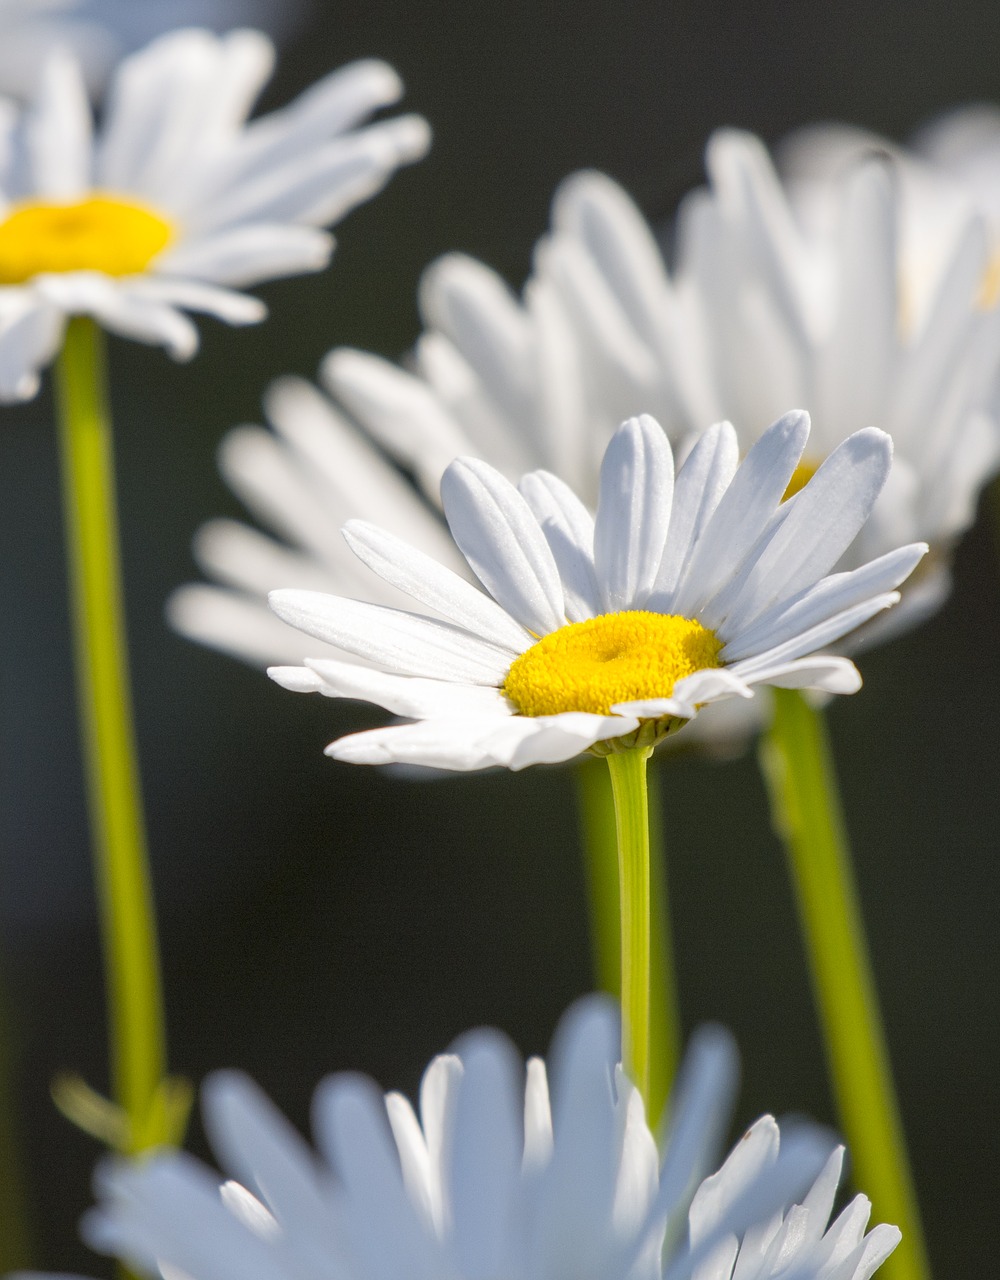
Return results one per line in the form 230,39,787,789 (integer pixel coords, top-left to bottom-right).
1,1,998,1275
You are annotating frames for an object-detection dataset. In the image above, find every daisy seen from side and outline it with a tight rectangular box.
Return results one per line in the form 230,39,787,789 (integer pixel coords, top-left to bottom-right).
0,26,429,399
268,411,925,773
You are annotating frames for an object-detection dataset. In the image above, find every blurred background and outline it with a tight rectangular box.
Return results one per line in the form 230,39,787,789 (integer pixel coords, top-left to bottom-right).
1,0,998,1274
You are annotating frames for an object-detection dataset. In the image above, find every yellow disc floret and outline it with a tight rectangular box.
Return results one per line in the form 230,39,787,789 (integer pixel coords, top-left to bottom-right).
0,195,174,284
503,611,722,718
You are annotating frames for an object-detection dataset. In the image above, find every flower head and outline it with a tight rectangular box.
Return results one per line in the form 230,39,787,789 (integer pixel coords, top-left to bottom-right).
0,28,429,400
266,411,925,771
171,128,998,687
83,999,898,1280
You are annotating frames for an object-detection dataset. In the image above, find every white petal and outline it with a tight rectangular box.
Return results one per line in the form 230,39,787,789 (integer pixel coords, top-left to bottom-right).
324,346,470,496
518,469,600,621
728,593,899,678
719,543,927,661
650,422,740,608
268,591,515,684
594,415,674,612
0,294,63,402
168,584,336,668
815,162,898,433
671,411,809,618
738,655,862,695
713,428,894,635
612,669,754,721
441,457,565,636
264,375,463,569
84,1154,290,1280
342,521,533,651
657,1025,740,1222
129,277,266,325
268,666,325,694
444,1030,523,1280
384,1092,437,1234
283,657,514,721
34,272,199,357
201,1072,335,1238
157,224,333,287
418,252,535,432
324,715,517,771
522,1058,553,1174
28,47,92,198
326,711,631,771
312,1074,440,1280
533,999,620,1277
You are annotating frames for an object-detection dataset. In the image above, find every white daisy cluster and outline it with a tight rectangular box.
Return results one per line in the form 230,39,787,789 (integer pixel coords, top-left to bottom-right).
170,124,1000,675
266,412,925,771
0,27,429,399
83,1000,899,1280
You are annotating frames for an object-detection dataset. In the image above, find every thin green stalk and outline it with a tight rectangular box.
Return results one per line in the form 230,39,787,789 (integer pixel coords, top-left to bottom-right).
54,317,168,1154
761,688,929,1280
605,745,653,1104
575,757,679,1125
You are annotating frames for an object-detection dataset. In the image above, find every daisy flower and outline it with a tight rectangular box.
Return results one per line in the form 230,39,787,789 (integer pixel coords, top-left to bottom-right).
0,27,429,400
171,126,997,682
266,411,926,771
82,998,899,1280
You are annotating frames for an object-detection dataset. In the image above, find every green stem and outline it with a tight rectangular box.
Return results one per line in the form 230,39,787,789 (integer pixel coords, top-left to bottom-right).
646,764,680,1120
604,746,653,1104
54,317,168,1154
761,689,929,1280
575,757,679,1125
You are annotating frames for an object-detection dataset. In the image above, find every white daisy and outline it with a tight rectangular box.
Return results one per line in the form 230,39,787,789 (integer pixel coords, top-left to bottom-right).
81,998,899,1280
266,411,925,772
170,127,998,681
0,27,429,400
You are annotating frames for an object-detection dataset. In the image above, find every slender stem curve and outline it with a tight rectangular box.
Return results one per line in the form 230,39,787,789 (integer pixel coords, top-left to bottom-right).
605,745,652,1103
575,756,679,1126
54,317,167,1153
761,688,929,1280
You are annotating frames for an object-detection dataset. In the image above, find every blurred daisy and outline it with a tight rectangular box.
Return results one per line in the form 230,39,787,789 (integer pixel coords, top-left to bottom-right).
82,998,898,1280
171,127,998,683
266,412,925,771
0,27,429,400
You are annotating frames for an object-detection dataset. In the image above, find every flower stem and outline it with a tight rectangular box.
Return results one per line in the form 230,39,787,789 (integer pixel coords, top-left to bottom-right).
575,756,678,1125
604,745,653,1103
760,689,929,1280
54,317,168,1154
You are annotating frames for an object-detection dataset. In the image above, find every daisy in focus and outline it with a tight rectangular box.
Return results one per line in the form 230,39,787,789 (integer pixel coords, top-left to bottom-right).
267,411,926,772
171,126,1000,679
83,998,899,1280
0,26,429,399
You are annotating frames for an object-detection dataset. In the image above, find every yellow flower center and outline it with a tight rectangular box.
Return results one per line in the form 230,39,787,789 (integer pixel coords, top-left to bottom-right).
783,458,819,501
0,195,174,284
503,611,722,718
